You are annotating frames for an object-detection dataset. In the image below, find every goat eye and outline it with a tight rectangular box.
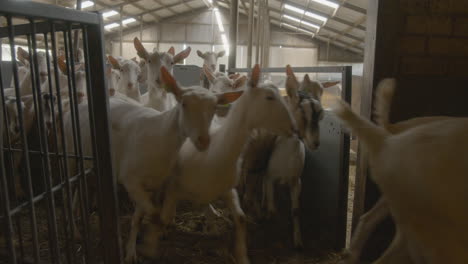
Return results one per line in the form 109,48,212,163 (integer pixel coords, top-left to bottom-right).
182,102,187,108
266,96,274,101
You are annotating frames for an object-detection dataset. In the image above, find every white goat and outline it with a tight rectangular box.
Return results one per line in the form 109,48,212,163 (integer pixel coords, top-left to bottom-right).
196,50,225,89
133,37,191,111
239,65,326,249
342,79,454,264
108,56,141,102
201,64,247,93
138,65,297,264
63,66,242,262
334,87,468,263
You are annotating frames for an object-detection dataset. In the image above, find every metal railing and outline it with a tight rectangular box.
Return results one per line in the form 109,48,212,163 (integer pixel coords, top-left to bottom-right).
0,1,121,263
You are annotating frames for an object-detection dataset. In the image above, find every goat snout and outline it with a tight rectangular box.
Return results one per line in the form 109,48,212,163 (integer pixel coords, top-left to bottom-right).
128,83,133,89
314,142,320,148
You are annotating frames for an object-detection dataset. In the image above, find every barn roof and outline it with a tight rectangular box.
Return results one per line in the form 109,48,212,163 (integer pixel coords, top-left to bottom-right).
34,0,367,55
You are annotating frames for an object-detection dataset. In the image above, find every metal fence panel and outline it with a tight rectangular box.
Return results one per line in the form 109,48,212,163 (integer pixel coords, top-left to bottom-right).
0,2,121,263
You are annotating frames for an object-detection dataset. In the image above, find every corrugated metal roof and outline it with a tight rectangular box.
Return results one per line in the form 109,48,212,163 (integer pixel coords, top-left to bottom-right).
35,0,367,55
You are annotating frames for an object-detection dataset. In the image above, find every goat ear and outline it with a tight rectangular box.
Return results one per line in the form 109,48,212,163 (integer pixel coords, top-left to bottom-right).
109,88,115,96
108,56,121,70
233,75,247,89
322,81,340,88
217,90,244,105
133,37,149,60
303,74,311,85
197,50,205,58
160,66,182,101
131,57,138,63
249,64,261,88
168,46,175,56
285,65,299,102
174,46,191,64
17,47,30,63
57,55,68,75
203,64,216,83
217,50,225,58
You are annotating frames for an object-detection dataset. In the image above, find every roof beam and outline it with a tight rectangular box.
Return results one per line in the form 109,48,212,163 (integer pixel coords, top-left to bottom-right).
217,2,363,55
270,18,363,53
341,2,367,15
327,15,366,45
236,3,365,48
105,7,207,38
104,0,199,25
153,0,177,14
283,0,366,31
94,0,152,23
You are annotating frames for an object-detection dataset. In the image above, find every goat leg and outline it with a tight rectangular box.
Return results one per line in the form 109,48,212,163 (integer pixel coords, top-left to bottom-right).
224,188,250,264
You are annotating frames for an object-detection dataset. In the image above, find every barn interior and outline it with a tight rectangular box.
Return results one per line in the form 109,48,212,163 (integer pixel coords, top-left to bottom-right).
1,0,467,263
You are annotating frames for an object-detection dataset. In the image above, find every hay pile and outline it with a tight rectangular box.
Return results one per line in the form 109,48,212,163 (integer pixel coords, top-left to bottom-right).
1,192,344,264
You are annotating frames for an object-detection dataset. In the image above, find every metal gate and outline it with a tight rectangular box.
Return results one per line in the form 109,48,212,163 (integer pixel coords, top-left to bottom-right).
231,66,352,250
0,2,121,263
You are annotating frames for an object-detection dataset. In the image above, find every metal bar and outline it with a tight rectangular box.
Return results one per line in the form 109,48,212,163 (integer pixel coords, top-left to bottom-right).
49,23,74,263
336,65,352,250
29,18,60,264
2,147,94,160
26,31,47,264
86,15,123,264
66,24,92,261
255,0,261,64
0,33,17,264
228,0,239,73
247,0,254,68
0,1,100,25
342,2,367,15
61,27,79,264
2,171,93,219
229,66,348,73
7,15,41,264
0,22,81,39
120,6,123,56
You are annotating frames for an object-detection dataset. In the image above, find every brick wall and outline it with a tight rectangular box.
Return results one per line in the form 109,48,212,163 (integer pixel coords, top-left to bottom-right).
389,0,468,121
358,0,468,261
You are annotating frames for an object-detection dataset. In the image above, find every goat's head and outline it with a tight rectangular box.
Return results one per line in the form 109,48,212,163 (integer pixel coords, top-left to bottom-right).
197,50,225,72
202,65,247,93
4,96,25,144
160,66,242,151
108,56,140,94
285,65,325,150
134,37,191,88
17,47,49,82
244,64,297,137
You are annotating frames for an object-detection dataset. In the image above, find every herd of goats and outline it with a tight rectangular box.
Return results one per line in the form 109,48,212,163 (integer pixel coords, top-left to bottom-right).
2,36,467,264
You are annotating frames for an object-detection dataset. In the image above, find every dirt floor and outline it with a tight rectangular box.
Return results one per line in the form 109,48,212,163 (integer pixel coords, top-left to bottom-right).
1,163,357,264
1,196,345,264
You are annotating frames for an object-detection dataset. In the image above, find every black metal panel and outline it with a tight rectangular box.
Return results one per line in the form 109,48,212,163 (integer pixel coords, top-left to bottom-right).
173,65,201,87
301,111,350,249
0,62,13,88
